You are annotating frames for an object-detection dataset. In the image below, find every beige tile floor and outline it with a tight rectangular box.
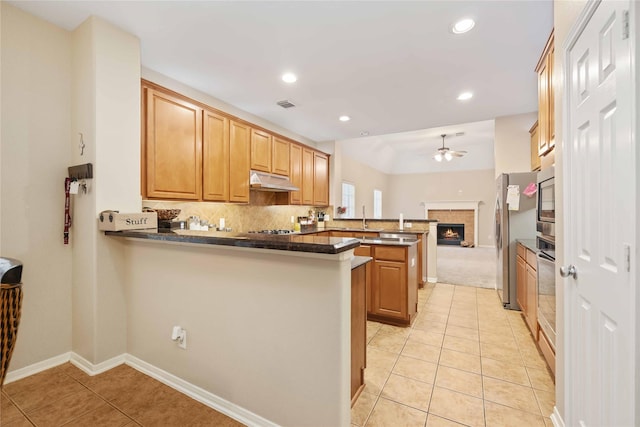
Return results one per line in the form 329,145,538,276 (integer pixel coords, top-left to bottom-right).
352,283,555,427
1,363,243,426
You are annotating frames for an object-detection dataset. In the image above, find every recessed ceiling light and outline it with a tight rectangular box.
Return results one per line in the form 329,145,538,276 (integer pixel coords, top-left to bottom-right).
452,18,475,34
457,92,473,101
281,73,297,83
360,131,370,136
339,115,351,122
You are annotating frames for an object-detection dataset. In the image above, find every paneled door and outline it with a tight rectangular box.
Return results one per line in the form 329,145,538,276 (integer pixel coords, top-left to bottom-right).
564,1,636,425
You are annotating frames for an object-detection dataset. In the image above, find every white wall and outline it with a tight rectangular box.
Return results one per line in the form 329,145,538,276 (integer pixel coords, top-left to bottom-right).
0,3,73,370
494,112,538,177
70,16,140,364
386,170,496,247
340,155,390,218
124,240,351,427
553,1,587,423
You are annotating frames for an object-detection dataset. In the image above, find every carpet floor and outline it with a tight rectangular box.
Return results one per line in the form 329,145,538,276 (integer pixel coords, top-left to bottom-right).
436,245,497,289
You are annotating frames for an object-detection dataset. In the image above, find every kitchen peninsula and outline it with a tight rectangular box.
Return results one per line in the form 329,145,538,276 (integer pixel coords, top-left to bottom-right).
108,228,356,426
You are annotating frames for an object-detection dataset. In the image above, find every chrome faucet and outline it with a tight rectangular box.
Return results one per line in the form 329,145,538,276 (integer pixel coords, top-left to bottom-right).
362,205,367,229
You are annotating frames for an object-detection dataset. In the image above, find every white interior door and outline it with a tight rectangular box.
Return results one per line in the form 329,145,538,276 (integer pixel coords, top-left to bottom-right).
564,1,636,426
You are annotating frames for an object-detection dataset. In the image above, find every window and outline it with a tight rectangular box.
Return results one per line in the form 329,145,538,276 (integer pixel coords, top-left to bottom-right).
341,182,355,218
373,189,382,219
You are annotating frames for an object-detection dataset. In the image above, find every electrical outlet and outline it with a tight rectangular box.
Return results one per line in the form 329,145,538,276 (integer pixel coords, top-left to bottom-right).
179,329,187,349
411,258,415,267
405,222,412,228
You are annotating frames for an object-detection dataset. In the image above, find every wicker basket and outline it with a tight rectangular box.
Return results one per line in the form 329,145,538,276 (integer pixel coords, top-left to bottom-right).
1,283,23,387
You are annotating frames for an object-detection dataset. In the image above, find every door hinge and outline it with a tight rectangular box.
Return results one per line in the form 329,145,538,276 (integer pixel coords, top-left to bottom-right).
622,10,629,40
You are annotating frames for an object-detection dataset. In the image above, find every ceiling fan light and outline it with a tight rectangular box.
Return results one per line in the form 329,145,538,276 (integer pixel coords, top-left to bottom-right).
444,151,453,161
434,153,443,162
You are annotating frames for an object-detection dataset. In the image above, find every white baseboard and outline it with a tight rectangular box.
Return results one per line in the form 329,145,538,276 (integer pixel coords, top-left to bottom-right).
5,352,275,427
4,352,71,384
551,406,564,427
125,354,277,427
70,352,126,376
478,244,495,248
427,276,438,283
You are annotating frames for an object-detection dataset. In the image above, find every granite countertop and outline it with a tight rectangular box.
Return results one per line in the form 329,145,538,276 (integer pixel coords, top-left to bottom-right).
351,256,372,270
359,237,418,246
106,229,360,254
517,239,538,253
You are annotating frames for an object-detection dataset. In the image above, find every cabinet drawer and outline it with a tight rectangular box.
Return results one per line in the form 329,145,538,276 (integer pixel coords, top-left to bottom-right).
526,249,537,270
517,243,526,259
374,246,406,262
354,245,371,257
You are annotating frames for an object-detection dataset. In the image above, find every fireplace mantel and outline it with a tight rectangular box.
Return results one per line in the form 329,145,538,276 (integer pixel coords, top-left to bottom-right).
421,201,480,247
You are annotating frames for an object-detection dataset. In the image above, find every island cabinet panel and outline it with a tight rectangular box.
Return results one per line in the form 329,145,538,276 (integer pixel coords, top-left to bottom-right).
301,148,314,205
202,109,229,202
367,244,417,326
313,152,329,206
272,137,290,176
145,88,202,200
229,120,251,203
288,144,303,204
250,128,272,173
351,263,367,405
373,260,407,320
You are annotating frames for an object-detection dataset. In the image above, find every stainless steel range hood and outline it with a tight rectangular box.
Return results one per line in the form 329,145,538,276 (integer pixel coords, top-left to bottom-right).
250,170,299,192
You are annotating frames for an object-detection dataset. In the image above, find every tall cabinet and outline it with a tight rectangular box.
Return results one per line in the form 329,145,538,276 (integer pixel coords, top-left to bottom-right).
536,30,555,158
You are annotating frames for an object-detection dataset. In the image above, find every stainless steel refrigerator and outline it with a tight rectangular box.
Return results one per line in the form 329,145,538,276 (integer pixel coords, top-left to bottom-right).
495,172,537,309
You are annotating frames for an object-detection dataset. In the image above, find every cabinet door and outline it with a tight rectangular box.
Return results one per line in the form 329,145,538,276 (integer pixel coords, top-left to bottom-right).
145,88,202,200
516,254,527,314
526,264,538,334
229,120,250,203
313,152,329,206
537,59,550,156
289,144,302,204
250,128,272,172
202,109,229,202
547,46,555,150
372,260,407,320
530,121,541,171
272,137,290,176
302,148,314,205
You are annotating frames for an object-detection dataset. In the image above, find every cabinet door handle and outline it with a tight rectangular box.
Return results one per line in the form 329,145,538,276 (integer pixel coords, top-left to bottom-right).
560,265,577,279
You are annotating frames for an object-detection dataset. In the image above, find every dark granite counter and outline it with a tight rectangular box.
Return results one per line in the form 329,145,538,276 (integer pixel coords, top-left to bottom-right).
359,237,419,246
106,229,360,254
517,239,538,253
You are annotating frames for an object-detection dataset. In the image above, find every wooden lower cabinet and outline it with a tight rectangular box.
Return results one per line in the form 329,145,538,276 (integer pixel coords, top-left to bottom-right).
516,243,538,334
350,261,368,405
368,244,418,326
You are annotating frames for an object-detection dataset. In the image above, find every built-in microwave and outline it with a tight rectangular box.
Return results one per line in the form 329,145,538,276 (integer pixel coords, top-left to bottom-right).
536,166,555,239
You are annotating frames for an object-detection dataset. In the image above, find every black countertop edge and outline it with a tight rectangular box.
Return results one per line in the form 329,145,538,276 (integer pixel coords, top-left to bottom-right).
359,238,418,247
297,228,428,235
331,218,438,223
106,230,360,255
517,239,538,253
351,256,372,270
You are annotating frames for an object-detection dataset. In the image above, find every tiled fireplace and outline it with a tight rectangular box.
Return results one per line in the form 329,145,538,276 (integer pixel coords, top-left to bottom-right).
422,201,479,247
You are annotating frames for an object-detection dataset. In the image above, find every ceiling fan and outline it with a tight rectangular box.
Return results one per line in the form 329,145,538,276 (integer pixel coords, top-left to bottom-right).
433,133,467,162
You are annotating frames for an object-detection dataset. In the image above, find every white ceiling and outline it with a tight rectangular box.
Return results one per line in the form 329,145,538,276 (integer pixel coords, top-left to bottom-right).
10,0,553,174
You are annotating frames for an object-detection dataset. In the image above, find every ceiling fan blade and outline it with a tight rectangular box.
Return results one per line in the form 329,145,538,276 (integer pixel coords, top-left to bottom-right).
450,151,466,157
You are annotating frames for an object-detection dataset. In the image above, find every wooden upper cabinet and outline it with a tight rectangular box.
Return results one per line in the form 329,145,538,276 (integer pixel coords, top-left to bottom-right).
536,30,555,156
530,121,541,171
301,148,314,205
272,137,290,176
202,109,229,202
250,128,272,173
313,151,329,206
145,88,202,200
229,120,251,203
289,143,302,204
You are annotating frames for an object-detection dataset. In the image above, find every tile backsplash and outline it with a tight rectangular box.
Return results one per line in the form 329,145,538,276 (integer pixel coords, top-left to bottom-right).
143,192,331,232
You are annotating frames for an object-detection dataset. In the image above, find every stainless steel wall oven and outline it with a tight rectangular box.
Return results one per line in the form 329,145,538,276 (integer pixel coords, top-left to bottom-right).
536,166,556,350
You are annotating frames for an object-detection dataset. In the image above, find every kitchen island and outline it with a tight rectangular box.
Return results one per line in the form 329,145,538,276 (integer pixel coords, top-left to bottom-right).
107,229,359,427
